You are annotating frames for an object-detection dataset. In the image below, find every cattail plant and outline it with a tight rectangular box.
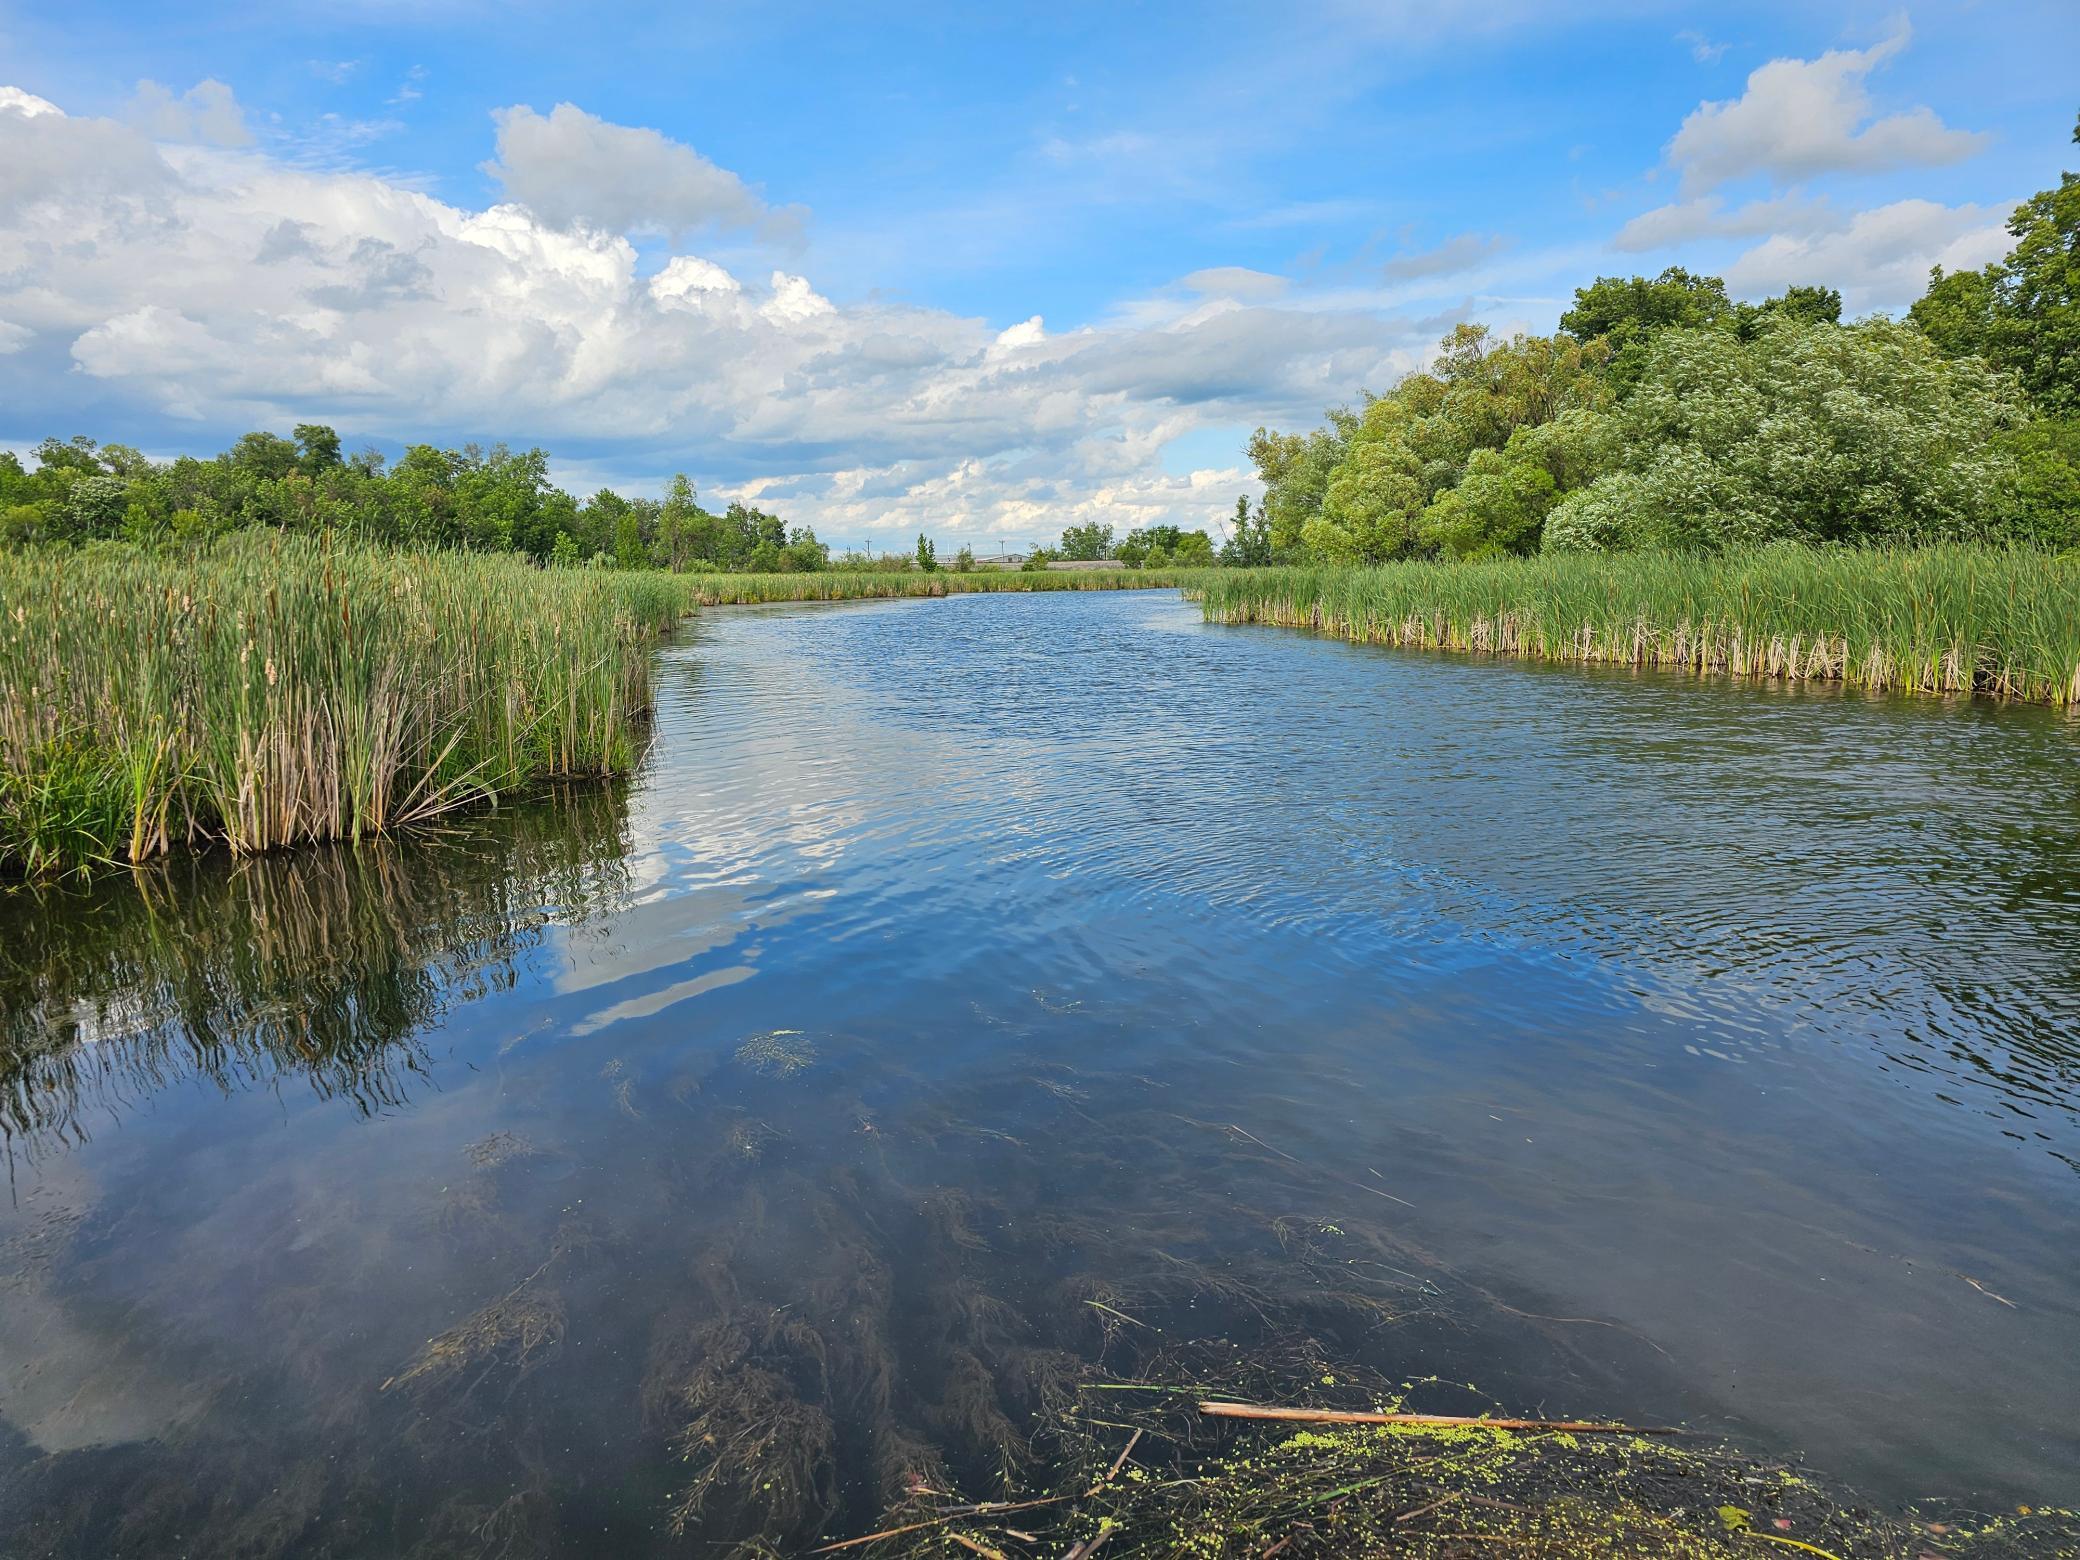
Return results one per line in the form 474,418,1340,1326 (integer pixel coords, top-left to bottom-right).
0,536,691,877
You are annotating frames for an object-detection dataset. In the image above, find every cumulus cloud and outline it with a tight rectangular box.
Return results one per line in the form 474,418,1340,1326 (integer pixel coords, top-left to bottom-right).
0,86,1430,541
127,78,253,147
1664,22,1986,195
1723,198,2009,312
1381,232,1507,281
483,103,804,242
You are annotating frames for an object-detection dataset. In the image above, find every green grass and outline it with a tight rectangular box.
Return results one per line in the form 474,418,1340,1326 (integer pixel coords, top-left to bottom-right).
688,567,1212,603
0,537,691,877
1188,545,2080,706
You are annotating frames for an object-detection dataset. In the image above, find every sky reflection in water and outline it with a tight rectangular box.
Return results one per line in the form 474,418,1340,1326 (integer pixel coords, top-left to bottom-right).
2,590,2076,1554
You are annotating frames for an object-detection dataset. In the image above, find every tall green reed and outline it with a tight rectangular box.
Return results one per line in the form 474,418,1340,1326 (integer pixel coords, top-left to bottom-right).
1187,546,2080,707
0,537,690,877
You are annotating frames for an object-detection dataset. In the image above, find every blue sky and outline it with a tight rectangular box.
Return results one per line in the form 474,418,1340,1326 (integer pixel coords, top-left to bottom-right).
1,1,2073,546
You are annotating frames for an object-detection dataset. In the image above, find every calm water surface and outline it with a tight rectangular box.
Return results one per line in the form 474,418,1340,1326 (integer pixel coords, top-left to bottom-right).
3,590,2077,1554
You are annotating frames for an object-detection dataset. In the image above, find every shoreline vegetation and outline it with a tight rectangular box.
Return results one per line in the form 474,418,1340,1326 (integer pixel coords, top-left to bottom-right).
1186,547,2080,708
686,567,1207,603
0,536,688,879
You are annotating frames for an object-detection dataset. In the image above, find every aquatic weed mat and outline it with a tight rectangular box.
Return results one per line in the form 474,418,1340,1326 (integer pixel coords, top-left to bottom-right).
838,1348,2080,1560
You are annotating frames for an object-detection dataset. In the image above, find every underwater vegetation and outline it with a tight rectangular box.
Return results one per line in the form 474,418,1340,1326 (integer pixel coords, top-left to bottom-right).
3,996,2072,1559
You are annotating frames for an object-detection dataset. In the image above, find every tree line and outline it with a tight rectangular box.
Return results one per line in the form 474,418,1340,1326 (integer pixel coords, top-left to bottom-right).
0,430,835,572
1241,115,2077,563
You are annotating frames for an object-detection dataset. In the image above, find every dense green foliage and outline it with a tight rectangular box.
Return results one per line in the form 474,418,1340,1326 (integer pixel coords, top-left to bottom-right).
1912,113,2080,415
1541,321,2018,553
0,434,833,572
1115,524,1216,567
0,537,691,877
1246,119,2077,563
1188,545,2080,706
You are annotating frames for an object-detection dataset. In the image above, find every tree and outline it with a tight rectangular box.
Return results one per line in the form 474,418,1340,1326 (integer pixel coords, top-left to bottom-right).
614,512,648,569
1058,521,1113,560
1296,325,1612,562
228,431,301,482
1543,318,2022,553
63,475,129,541
1248,413,1354,555
1220,496,1273,566
1910,265,2000,360
1993,416,2080,548
1559,267,1732,392
294,424,343,473
1912,112,2080,413
654,474,702,571
1989,111,2080,412
952,544,975,573
915,532,938,571
1734,285,1842,340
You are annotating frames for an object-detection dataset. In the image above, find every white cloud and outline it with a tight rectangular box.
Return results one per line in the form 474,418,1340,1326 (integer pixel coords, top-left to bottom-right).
759,271,835,325
0,318,29,353
1381,232,1507,281
1614,193,1837,251
650,255,741,307
0,88,1431,541
1182,266,1289,301
1722,198,2010,312
483,102,804,242
993,315,1046,349
1664,22,1986,195
0,86,61,120
127,78,252,147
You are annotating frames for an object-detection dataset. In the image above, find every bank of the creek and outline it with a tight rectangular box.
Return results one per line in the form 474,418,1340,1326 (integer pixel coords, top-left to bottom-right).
2,589,2076,1557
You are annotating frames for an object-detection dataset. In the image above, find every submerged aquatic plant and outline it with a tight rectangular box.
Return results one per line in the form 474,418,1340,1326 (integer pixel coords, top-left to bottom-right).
736,1029,819,1077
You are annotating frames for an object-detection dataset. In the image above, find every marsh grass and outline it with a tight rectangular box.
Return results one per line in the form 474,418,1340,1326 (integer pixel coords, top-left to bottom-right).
0,537,690,876
688,569,1214,604
1189,546,2080,707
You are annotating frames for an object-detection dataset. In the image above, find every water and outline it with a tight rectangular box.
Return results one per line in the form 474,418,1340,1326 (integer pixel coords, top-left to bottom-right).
3,589,2077,1554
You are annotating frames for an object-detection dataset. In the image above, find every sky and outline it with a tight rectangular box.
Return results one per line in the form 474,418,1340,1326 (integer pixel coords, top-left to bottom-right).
1,1,2073,549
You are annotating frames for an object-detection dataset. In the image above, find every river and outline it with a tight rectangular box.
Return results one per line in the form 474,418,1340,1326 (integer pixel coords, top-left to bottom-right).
3,588,2076,1554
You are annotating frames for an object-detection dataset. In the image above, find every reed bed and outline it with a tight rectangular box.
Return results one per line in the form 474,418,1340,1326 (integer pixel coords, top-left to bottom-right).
689,568,1212,604
0,538,690,877
1189,545,2080,707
